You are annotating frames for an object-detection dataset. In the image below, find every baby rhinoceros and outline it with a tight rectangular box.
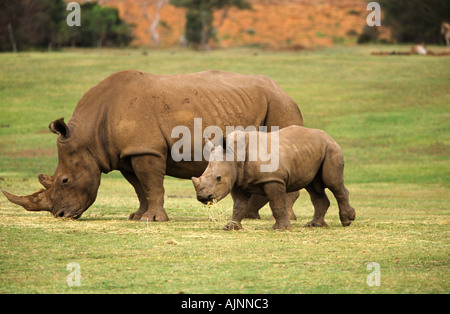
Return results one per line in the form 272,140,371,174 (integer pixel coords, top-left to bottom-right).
191,125,356,230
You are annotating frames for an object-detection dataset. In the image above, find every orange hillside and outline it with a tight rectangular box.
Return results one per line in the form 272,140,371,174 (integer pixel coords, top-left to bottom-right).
77,0,385,48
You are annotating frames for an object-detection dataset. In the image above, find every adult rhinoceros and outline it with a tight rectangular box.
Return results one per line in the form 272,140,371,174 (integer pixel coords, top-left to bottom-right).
3,70,303,221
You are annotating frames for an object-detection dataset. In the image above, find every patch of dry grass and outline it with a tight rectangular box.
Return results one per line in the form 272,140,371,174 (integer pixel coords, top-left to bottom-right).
1,179,448,293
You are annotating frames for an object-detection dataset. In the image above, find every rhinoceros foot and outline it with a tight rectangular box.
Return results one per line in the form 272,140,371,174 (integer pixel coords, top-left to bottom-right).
128,210,169,222
339,207,356,227
304,219,328,227
222,221,242,231
272,220,292,230
128,213,139,221
140,211,169,222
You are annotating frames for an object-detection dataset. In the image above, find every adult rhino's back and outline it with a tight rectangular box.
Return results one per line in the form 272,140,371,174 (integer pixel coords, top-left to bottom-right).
76,69,302,124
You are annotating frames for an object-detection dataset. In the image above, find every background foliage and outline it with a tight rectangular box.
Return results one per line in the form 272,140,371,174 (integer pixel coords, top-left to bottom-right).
170,0,251,49
0,0,134,51
360,0,450,43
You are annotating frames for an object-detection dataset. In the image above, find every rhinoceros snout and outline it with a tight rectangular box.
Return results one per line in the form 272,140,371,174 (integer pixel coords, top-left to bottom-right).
197,194,214,204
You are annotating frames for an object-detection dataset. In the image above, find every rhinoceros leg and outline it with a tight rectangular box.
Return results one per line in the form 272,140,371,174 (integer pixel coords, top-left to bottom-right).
263,182,292,230
120,170,148,221
243,194,265,219
130,154,169,222
304,182,330,227
320,149,356,227
245,191,299,220
285,191,299,220
223,187,250,231
332,185,356,227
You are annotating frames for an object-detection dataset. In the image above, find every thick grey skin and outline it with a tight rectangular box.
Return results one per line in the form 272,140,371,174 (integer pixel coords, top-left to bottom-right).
2,70,303,221
192,126,356,230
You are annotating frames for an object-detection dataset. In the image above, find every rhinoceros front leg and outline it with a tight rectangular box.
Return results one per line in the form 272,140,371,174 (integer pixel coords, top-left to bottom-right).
223,187,250,231
130,154,169,222
263,182,292,230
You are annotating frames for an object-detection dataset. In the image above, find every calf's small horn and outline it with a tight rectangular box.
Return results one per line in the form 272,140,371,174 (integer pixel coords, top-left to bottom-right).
191,177,200,188
2,189,52,212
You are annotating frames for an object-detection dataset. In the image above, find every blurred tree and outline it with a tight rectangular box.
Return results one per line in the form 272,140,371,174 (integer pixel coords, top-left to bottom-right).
43,0,67,50
0,0,21,52
0,0,66,51
69,2,134,48
141,0,168,47
358,25,382,44
376,0,450,44
171,0,252,50
0,0,133,51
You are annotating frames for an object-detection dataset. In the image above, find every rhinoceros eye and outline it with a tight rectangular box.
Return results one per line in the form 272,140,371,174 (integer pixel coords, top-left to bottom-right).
216,176,221,182
62,178,69,184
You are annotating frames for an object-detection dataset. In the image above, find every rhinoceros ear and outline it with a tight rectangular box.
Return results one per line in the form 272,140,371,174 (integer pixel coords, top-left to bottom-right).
49,118,70,139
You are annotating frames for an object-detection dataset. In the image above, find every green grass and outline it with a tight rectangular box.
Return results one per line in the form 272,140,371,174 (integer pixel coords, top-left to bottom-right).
0,45,449,293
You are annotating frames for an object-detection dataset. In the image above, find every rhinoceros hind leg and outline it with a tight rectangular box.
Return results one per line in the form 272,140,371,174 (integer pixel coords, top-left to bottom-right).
246,191,299,220
120,170,148,221
244,194,265,219
304,181,330,227
320,147,356,227
130,154,169,222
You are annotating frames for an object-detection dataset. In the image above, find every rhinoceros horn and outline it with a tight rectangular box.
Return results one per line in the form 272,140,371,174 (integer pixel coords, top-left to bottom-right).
38,174,54,189
2,189,52,212
191,177,200,188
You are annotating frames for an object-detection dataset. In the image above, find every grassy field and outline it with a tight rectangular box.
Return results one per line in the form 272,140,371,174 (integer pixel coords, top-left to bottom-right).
0,45,449,293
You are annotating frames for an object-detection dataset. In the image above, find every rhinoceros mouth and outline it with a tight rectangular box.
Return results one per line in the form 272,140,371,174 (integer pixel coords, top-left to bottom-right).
52,204,86,219
53,210,82,219
197,193,215,205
